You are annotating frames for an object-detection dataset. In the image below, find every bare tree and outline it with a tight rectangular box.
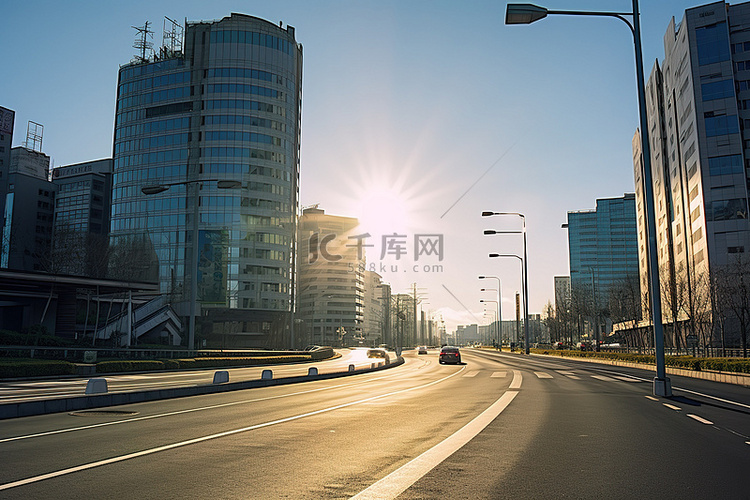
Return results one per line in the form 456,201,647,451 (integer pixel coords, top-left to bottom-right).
715,256,750,357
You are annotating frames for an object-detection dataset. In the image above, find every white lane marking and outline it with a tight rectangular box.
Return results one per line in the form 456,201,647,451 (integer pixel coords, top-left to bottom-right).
556,371,576,375
0,362,426,444
645,396,659,401
663,403,681,411
595,368,750,412
613,376,640,383
534,372,553,379
509,370,523,389
591,375,617,382
350,390,519,500
0,368,466,491
490,372,507,378
687,414,713,425
462,371,479,378
566,375,581,380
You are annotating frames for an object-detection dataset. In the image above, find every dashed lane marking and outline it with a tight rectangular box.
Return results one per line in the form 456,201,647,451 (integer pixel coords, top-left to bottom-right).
687,414,713,425
663,403,682,411
490,372,507,378
591,375,617,382
462,371,479,378
645,396,659,401
534,372,553,379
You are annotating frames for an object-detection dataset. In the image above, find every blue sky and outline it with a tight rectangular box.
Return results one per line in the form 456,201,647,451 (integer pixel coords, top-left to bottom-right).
2,1,707,332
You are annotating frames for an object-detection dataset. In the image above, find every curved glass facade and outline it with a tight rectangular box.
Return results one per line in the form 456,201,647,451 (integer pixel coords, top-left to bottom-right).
111,14,302,348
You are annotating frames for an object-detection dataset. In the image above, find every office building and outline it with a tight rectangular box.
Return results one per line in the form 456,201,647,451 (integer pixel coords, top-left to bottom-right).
565,194,639,334
1,147,55,272
110,14,303,348
297,207,364,347
49,159,113,277
634,2,750,346
362,269,385,346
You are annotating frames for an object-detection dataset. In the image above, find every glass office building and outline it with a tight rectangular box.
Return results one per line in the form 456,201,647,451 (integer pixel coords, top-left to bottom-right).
566,194,639,324
111,14,302,348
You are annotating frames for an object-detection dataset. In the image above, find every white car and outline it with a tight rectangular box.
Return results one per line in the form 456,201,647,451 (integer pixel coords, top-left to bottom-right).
417,346,428,354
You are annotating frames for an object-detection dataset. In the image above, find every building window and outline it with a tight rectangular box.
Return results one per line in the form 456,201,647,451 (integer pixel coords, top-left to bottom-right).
707,198,749,221
696,22,730,66
704,114,739,137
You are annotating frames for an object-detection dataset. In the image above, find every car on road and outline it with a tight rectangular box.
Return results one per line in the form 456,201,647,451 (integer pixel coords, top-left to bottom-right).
417,346,428,354
439,346,461,364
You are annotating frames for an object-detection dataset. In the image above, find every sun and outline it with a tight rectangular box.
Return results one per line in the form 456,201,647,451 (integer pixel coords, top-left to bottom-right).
355,187,411,238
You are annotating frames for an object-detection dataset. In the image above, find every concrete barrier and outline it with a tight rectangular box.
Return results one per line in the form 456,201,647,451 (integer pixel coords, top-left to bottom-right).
212,370,229,384
261,369,273,380
0,356,407,420
307,367,318,376
85,378,108,394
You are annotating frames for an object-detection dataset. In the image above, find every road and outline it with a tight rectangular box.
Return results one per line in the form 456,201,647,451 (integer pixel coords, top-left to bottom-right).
0,349,384,404
1,349,749,499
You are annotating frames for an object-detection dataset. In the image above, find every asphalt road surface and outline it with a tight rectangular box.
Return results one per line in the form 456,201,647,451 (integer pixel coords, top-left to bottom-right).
1,348,749,499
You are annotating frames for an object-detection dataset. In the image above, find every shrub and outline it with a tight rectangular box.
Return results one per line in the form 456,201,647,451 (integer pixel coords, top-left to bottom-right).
0,359,76,378
96,360,165,373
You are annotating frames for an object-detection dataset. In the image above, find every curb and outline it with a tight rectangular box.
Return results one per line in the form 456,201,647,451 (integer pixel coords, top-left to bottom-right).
529,353,750,388
0,357,404,420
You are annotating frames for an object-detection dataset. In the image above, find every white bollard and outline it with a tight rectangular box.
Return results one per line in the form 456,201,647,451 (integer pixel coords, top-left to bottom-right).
212,370,229,384
85,378,108,394
348,364,355,372
308,367,318,376
261,369,273,380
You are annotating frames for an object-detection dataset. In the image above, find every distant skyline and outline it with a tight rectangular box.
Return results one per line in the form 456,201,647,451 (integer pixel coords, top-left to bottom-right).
2,1,707,333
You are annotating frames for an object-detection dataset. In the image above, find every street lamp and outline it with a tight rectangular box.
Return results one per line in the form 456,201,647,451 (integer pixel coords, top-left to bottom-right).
483,212,529,354
480,299,499,346
479,275,503,344
489,253,528,353
141,178,241,352
505,1,670,396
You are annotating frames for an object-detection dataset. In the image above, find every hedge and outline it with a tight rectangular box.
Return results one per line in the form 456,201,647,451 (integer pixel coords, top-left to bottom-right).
95,360,167,373
0,359,77,378
532,349,750,373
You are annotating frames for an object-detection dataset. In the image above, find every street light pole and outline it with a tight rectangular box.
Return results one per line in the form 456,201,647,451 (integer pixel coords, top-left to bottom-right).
483,212,529,354
489,252,527,352
505,1,671,396
479,276,503,344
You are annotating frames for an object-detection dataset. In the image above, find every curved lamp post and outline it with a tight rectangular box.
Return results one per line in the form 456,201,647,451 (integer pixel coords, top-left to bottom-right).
483,211,528,354
479,275,503,342
142,178,241,351
489,252,528,353
505,1,670,396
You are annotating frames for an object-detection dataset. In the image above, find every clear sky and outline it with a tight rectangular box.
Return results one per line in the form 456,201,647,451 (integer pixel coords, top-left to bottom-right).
2,1,707,333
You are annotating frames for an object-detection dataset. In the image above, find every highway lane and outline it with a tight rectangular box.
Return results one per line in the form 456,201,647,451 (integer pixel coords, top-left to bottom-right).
1,349,749,498
0,349,517,499
0,348,387,403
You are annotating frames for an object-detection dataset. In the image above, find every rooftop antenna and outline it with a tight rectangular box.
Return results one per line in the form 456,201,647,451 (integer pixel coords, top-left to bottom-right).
24,121,43,152
132,21,154,63
162,16,183,56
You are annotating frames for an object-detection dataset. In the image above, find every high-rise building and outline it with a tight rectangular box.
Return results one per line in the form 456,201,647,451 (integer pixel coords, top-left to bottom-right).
1,147,55,272
634,2,750,346
362,269,385,346
297,207,364,347
50,159,113,277
565,194,639,334
111,14,303,348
